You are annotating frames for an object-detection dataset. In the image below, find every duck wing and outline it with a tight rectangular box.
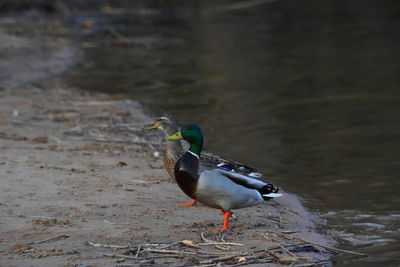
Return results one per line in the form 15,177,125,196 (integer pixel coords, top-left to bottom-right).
217,169,281,199
200,151,262,177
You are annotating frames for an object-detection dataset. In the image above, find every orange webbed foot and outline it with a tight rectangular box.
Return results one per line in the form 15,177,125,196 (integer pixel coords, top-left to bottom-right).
208,210,232,231
176,200,197,207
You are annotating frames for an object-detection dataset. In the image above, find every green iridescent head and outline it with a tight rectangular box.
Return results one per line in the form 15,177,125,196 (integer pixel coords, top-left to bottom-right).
166,125,203,156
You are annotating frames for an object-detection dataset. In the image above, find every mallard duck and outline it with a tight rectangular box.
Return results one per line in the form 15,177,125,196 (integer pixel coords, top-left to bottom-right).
166,125,281,230
149,115,183,180
149,115,264,207
149,115,263,176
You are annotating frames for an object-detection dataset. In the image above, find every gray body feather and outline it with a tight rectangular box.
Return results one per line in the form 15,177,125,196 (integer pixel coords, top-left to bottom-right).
196,169,264,211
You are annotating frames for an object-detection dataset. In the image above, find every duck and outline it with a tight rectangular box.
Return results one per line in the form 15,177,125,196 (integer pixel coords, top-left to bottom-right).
166,124,282,230
148,115,264,207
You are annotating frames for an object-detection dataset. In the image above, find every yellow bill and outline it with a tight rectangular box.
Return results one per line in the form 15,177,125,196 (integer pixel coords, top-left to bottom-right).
147,122,162,130
166,131,183,141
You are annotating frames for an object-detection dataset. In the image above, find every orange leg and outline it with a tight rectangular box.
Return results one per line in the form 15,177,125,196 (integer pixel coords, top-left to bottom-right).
221,210,231,230
176,199,197,207
209,209,232,231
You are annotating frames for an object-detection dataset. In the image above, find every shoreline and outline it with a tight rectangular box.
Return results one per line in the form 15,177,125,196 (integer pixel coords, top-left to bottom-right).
0,17,334,266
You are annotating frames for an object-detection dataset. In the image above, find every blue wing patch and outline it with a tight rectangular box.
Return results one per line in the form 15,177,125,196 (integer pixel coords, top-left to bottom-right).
217,163,235,172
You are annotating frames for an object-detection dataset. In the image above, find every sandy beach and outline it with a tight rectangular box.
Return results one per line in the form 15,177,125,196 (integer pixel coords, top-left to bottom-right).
0,17,334,266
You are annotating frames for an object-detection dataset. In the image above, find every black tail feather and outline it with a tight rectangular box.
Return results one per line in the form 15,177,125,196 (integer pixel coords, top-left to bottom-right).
260,184,279,200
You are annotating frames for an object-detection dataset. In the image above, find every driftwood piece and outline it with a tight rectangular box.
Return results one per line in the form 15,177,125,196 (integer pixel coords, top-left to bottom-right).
265,230,367,257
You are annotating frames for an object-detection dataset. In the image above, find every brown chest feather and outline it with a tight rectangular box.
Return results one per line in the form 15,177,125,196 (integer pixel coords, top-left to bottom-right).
174,153,199,200
163,154,176,182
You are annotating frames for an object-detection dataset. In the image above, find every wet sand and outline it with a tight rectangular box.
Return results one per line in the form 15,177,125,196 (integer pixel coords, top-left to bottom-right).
0,19,333,266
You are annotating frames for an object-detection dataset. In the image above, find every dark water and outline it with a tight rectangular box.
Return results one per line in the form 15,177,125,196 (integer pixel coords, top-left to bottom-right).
64,0,400,265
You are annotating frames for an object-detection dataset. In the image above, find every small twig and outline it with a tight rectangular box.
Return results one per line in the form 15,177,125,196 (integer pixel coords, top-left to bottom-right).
288,208,302,216
224,259,260,267
265,250,309,264
279,244,297,257
103,220,115,225
135,244,141,258
201,232,213,243
266,250,283,259
139,243,174,247
221,234,227,243
225,254,275,266
102,254,137,260
31,234,70,245
103,253,182,260
297,237,367,257
278,214,286,224
269,216,288,224
279,230,300,234
292,262,329,267
158,241,181,250
253,243,306,253
219,234,230,250
88,241,130,249
31,216,55,220
200,232,239,251
199,242,243,246
144,248,242,256
215,245,230,251
199,253,248,264
143,248,199,256
174,264,216,267
265,230,367,257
